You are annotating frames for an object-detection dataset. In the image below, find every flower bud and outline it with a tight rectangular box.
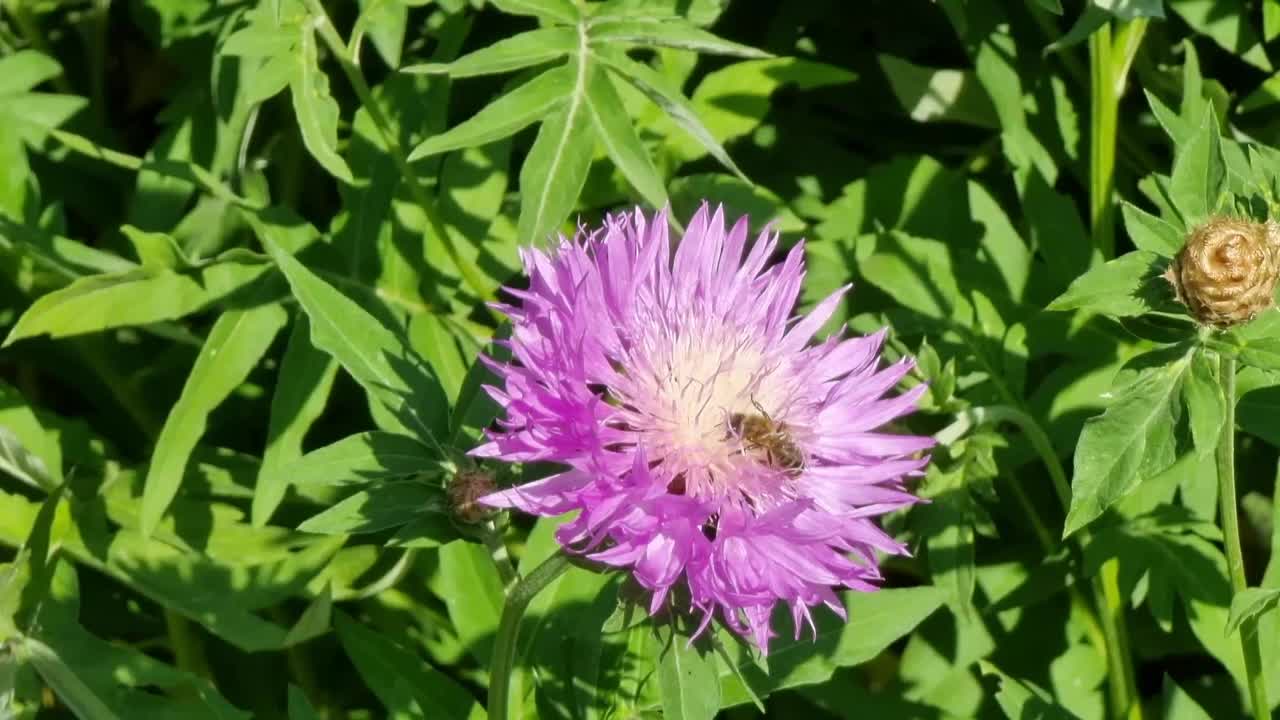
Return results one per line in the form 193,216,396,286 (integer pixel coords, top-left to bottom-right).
447,469,497,524
1166,216,1280,328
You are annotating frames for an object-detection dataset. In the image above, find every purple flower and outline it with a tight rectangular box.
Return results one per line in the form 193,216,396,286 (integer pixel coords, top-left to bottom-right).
474,205,931,651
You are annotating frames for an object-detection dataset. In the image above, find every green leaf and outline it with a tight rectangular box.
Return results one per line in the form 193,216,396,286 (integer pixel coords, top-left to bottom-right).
658,632,721,720
21,637,122,720
355,0,407,69
1094,0,1163,20
516,57,596,246
979,660,1082,720
1237,337,1280,372
403,26,577,77
260,233,446,442
291,21,354,184
878,54,998,127
1045,250,1168,317
1169,0,1271,72
282,585,333,646
1063,353,1191,536
298,481,445,534
1226,587,1280,636
3,260,271,345
599,51,747,181
253,315,339,526
588,18,770,58
141,304,288,536
585,69,668,210
1169,108,1225,225
434,540,505,664
1121,202,1185,257
407,66,574,160
120,226,190,268
0,51,64,95
719,586,945,706
334,612,484,720
287,431,438,488
490,0,581,24
1184,350,1225,459
288,686,321,720
0,426,55,492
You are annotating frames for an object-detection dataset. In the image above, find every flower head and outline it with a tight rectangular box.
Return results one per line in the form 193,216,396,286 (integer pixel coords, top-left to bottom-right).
1167,216,1280,328
474,205,931,650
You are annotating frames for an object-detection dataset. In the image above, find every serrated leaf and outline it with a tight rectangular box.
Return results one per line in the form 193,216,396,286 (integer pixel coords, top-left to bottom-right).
407,65,573,160
403,26,577,77
291,21,354,184
141,304,288,536
1046,250,1168,317
253,315,339,526
516,57,595,245
298,481,445,534
659,632,721,720
1063,353,1191,536
1122,202,1184,257
1169,108,1225,225
259,232,446,442
585,68,667,209
287,431,437,487
1226,587,1280,636
589,18,770,58
1184,350,1225,459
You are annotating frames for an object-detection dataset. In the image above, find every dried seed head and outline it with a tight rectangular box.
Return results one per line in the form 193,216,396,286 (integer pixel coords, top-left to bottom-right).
1166,216,1280,328
447,469,497,524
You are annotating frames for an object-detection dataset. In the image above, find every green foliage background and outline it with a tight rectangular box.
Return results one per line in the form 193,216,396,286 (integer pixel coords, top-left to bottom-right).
3,0,1280,717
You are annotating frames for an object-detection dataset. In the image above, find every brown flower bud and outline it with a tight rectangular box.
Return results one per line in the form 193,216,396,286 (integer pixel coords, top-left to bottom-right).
1165,216,1280,328
447,469,497,524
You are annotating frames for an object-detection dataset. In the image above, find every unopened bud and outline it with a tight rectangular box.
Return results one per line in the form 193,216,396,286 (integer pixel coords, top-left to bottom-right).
1166,216,1280,328
447,469,497,524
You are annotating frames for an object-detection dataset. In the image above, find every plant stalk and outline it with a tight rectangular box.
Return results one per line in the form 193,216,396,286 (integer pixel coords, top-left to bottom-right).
488,552,571,720
1217,354,1269,720
1089,19,1148,260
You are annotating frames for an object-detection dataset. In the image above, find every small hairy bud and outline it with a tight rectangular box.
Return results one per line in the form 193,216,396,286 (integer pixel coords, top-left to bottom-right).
1166,216,1280,328
447,469,497,524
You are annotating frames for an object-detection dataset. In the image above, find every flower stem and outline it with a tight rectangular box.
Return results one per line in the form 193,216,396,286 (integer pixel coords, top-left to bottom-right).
488,552,571,720
1217,354,1269,720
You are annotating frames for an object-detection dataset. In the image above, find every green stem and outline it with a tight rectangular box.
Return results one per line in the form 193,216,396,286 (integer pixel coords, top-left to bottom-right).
163,610,212,680
302,2,498,313
1095,558,1142,720
1089,24,1116,258
1217,355,1269,720
1089,19,1148,260
482,520,520,594
488,552,571,720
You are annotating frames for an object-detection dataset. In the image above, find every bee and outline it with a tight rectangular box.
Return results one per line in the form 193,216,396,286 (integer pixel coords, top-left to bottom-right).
726,401,805,473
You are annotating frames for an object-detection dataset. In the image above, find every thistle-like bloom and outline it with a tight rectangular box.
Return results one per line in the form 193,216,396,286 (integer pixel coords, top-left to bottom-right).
474,205,931,651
